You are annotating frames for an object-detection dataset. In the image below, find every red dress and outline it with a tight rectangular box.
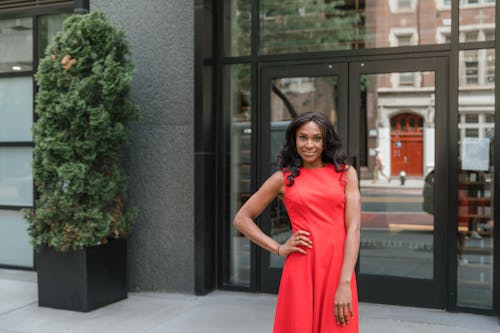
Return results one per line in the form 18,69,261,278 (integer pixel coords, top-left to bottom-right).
273,165,359,333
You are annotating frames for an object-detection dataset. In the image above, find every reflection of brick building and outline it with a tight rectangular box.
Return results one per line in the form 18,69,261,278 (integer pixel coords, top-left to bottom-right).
365,1,452,48
365,1,495,178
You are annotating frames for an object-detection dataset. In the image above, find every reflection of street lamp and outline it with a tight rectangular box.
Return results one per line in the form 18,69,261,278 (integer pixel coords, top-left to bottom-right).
399,171,407,185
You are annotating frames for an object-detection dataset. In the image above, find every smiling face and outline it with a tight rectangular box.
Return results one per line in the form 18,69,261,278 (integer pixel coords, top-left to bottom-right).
295,121,324,168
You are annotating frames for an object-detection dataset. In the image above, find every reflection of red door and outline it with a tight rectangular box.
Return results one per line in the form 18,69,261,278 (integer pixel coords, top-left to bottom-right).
390,113,423,176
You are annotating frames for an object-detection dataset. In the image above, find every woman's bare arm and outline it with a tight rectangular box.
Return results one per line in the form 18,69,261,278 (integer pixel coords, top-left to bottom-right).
335,166,361,326
340,166,361,283
233,171,284,255
233,171,312,256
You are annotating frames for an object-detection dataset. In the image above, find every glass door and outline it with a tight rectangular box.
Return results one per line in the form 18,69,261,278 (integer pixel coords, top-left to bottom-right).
258,63,347,292
258,58,447,308
349,58,447,308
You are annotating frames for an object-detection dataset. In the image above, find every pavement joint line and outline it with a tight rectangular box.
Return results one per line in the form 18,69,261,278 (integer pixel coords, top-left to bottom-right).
373,318,464,330
366,318,496,333
361,211,430,215
0,301,38,319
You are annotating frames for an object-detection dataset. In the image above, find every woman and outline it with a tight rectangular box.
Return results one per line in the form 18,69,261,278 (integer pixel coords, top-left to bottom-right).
233,112,361,332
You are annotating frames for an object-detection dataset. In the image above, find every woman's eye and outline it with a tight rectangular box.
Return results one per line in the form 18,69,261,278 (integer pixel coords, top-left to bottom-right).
299,136,307,141
313,137,322,142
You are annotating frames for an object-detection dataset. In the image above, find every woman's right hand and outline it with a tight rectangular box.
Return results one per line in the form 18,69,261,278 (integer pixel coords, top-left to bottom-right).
279,230,312,256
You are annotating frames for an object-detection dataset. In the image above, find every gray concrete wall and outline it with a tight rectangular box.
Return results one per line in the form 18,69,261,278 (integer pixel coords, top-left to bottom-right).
90,0,195,292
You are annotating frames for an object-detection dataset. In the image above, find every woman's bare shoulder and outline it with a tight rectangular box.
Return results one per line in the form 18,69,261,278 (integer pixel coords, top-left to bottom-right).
269,170,285,186
267,170,285,197
344,165,359,184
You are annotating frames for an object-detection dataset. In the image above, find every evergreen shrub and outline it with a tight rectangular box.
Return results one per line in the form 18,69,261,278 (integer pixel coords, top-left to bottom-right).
23,11,139,252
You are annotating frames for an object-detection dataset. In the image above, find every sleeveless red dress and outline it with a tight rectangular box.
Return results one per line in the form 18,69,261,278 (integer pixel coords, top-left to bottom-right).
273,165,359,333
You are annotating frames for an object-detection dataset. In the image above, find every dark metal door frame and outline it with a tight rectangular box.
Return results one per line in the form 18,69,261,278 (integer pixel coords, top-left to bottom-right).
257,57,448,309
349,57,448,309
258,62,348,292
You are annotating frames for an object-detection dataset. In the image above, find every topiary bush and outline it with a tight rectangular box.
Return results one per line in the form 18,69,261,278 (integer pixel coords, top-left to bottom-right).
23,11,139,252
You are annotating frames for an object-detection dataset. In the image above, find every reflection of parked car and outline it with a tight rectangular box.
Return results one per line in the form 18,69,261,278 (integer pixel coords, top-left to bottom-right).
422,170,434,214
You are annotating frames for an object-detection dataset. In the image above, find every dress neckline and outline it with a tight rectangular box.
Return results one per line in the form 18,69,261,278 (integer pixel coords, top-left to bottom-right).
301,163,330,171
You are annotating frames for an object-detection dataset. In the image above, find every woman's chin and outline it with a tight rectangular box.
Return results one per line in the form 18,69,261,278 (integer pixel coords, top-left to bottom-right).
301,157,322,167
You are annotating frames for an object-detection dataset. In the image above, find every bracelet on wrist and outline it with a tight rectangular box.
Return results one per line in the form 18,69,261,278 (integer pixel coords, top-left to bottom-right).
277,245,281,256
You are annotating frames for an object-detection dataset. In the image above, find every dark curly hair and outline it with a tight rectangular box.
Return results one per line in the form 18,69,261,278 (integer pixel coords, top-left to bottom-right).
277,112,348,186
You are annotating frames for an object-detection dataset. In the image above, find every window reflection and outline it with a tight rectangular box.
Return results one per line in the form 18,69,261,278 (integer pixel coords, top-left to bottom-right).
269,76,339,269
39,14,70,59
224,1,497,55
397,0,413,11
0,17,32,73
225,0,251,56
460,0,496,43
359,71,435,279
457,49,495,309
461,49,495,87
260,0,365,54
226,64,252,286
486,49,495,83
258,0,465,55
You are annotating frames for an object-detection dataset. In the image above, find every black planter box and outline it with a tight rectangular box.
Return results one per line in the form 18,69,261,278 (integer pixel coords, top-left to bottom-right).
37,238,127,312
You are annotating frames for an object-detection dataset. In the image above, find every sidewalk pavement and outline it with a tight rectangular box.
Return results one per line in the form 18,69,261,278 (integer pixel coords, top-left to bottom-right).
360,178,424,190
0,269,498,333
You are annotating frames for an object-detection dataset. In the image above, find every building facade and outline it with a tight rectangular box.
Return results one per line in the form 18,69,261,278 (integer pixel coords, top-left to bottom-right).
0,0,196,293
0,0,499,317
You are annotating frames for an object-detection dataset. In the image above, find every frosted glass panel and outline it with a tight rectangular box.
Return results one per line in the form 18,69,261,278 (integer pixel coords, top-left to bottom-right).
0,147,33,206
0,210,33,267
0,77,33,142
0,17,33,73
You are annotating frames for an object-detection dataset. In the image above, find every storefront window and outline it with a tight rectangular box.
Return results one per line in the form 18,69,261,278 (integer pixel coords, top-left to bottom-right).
0,148,33,206
221,1,500,56
0,77,33,142
460,49,495,87
0,147,33,267
218,0,499,311
457,49,495,309
225,64,251,286
268,75,339,270
203,0,214,59
0,211,33,267
359,72,436,280
0,13,68,268
260,0,364,54
0,17,32,73
224,0,251,56
39,13,70,59
259,0,450,55
460,1,495,42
